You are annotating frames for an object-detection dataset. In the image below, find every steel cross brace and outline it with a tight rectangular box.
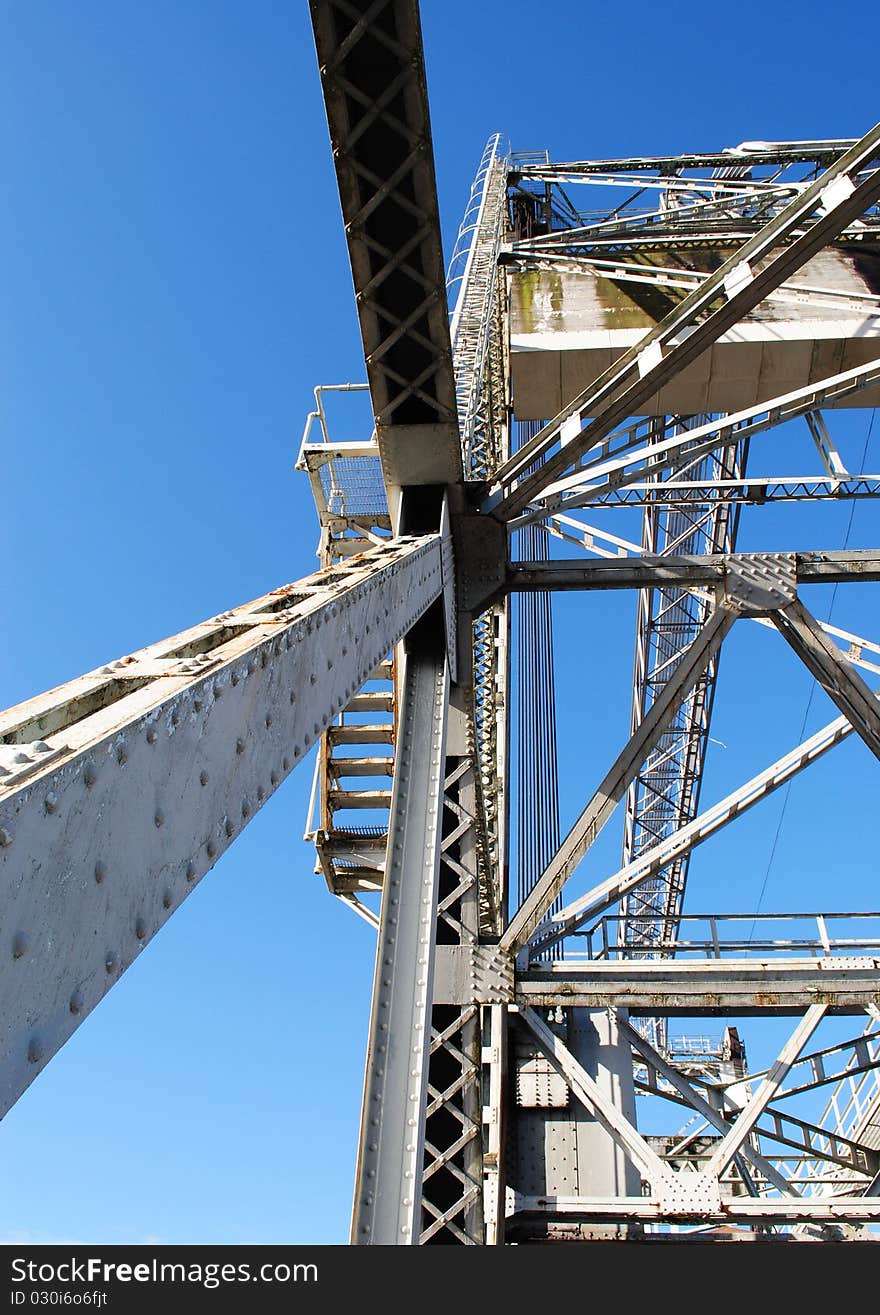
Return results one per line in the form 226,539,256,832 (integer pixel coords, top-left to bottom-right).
517,1005,668,1190
617,1013,799,1196
507,357,880,530
705,1006,827,1178
772,600,880,761
531,713,853,953
487,121,880,519
501,605,736,955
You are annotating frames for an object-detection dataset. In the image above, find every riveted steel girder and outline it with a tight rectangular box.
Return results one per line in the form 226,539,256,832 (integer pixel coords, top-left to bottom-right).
310,0,462,487
488,123,880,518
351,646,449,1245
518,959,880,1014
0,535,444,1117
507,550,880,594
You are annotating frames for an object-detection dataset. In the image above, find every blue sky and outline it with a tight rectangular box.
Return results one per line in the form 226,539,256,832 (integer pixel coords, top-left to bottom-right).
1,2,878,1243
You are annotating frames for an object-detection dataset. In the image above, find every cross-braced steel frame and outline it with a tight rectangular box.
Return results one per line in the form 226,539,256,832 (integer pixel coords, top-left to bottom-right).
2,0,880,1247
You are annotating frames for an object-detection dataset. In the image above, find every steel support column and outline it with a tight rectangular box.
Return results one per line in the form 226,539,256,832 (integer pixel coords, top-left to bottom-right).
352,643,450,1244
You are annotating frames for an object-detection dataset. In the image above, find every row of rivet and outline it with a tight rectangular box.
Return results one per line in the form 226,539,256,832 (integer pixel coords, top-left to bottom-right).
0,551,440,848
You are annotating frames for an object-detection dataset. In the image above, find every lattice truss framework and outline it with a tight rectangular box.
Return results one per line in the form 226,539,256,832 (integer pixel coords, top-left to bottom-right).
3,0,880,1248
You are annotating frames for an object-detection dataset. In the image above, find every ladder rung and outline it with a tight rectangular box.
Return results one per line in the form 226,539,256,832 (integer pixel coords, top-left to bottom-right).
329,789,392,810
329,757,394,777
327,724,394,746
319,835,386,865
346,692,393,712
330,869,384,894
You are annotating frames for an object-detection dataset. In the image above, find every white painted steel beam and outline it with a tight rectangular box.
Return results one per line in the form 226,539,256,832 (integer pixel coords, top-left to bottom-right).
518,960,880,1014
618,1015,799,1195
500,606,736,954
0,534,444,1117
507,550,880,594
488,122,880,518
704,1006,826,1177
507,358,880,529
351,647,450,1245
508,1194,880,1224
773,599,880,761
537,475,880,512
532,714,852,953
518,1005,666,1188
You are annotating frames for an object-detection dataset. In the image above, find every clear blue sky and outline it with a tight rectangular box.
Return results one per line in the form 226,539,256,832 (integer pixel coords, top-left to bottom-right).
1,2,878,1243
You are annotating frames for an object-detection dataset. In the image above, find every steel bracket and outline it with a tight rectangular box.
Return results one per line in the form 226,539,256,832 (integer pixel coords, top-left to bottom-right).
656,1170,722,1214
433,943,514,1005
723,553,797,614
451,509,507,615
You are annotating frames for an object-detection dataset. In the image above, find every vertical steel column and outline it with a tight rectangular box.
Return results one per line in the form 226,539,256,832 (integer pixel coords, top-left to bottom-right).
351,644,450,1245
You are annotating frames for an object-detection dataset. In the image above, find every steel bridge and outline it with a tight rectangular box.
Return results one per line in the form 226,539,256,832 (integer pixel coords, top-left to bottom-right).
2,1,880,1243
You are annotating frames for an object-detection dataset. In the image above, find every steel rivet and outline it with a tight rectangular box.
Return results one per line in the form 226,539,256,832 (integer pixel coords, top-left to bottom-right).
236,738,245,755
44,792,59,815
12,932,28,960
135,918,147,941
163,890,173,909
154,809,165,828
146,728,158,745
186,862,196,882
83,763,97,788
69,990,83,1016
200,770,209,786
105,952,117,974
206,841,217,859
282,757,290,772
94,861,107,884
27,1036,43,1064
270,770,278,786
225,819,235,837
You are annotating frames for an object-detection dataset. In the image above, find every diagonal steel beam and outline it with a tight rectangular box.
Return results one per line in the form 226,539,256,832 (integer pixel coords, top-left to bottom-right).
0,534,445,1119
617,1014,799,1195
310,0,462,485
500,605,736,954
487,122,880,519
351,645,450,1245
508,358,880,530
531,714,852,953
518,1005,667,1187
772,599,880,760
705,1005,827,1179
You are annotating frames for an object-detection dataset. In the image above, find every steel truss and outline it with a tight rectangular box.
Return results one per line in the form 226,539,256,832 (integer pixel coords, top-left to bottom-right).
4,0,880,1246
618,425,745,1054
